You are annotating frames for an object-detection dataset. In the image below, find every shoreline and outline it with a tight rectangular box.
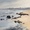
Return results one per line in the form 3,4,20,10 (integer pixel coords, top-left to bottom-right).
12,10,30,30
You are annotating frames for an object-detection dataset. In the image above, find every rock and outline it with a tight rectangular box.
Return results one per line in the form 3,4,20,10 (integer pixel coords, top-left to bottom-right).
0,19,4,20
7,15,11,19
12,15,14,18
13,17,17,19
14,21,17,23
14,20,22,23
23,23,25,24
17,20,22,23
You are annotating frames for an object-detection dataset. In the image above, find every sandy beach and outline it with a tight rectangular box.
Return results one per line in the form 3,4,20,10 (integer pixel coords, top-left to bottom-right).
12,10,30,30
17,10,30,30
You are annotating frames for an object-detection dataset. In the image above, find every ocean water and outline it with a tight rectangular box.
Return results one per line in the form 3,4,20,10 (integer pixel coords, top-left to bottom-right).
0,10,24,17
0,10,24,20
0,10,28,30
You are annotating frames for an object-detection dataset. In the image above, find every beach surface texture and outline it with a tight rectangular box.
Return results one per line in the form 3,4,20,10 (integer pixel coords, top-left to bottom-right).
15,10,30,30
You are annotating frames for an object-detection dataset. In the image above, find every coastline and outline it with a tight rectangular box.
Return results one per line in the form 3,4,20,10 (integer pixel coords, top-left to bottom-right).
12,10,30,30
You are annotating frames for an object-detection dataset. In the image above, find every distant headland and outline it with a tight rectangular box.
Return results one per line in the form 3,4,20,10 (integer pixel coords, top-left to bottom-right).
0,7,30,10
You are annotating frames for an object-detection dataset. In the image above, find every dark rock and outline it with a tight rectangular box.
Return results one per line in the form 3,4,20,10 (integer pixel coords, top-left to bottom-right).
14,20,22,23
0,19,4,20
23,23,25,24
12,15,14,17
13,17,17,19
14,21,17,23
17,20,22,23
7,15,11,19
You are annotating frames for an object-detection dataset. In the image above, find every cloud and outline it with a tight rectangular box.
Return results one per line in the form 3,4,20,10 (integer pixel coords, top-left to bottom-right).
0,0,17,3
0,0,30,8
0,0,18,8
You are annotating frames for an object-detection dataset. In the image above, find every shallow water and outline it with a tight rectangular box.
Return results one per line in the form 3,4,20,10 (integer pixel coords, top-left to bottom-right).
0,10,25,30
0,10,24,17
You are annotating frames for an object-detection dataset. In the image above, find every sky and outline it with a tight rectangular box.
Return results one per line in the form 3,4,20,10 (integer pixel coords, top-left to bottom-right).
0,0,30,8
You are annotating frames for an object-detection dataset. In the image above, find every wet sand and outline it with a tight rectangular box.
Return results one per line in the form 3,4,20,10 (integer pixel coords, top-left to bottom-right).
12,10,30,30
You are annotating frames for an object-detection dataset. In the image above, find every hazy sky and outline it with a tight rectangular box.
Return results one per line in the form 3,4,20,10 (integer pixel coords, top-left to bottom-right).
0,0,30,8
